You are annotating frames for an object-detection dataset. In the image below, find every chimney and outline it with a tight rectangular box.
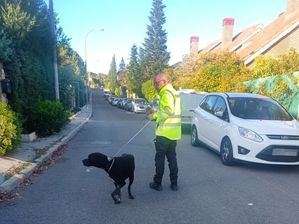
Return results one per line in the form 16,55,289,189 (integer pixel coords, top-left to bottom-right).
222,18,235,49
190,36,199,55
287,0,299,14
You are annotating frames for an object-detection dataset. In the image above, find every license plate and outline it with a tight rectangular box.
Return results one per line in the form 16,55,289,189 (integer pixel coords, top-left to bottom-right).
272,148,298,156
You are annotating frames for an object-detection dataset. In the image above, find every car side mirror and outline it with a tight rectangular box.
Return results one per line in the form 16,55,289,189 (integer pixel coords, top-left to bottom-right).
214,110,224,118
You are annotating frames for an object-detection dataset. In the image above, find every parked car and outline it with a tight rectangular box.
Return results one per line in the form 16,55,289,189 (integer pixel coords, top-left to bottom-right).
148,98,159,112
131,98,147,113
120,98,128,109
191,92,299,165
103,89,110,99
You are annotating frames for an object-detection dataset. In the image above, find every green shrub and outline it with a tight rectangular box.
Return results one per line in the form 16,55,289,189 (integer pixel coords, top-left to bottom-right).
0,102,22,155
141,80,158,101
31,100,69,137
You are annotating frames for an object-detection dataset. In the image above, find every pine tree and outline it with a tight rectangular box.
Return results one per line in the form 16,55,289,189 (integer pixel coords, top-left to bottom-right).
108,55,118,94
141,0,170,80
127,45,142,96
118,57,126,72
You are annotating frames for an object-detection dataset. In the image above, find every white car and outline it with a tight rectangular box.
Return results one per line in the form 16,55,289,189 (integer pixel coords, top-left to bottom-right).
191,93,299,165
131,98,147,113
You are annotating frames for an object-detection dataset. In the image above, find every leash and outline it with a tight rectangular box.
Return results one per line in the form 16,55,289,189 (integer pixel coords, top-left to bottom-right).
86,119,152,173
112,120,152,157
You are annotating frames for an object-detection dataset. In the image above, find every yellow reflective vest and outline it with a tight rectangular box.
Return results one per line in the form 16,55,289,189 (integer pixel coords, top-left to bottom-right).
153,84,181,140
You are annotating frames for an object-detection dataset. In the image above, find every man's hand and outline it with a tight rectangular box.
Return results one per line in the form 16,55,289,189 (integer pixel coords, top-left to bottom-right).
147,113,154,120
146,107,154,120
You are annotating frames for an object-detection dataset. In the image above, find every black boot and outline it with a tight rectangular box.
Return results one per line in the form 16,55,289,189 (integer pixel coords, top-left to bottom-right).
170,183,178,191
149,182,162,191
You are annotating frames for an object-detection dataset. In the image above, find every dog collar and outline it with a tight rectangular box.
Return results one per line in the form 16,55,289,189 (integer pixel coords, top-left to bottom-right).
108,158,115,173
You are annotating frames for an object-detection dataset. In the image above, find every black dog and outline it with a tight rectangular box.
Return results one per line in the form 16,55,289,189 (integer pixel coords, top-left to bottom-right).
82,152,135,204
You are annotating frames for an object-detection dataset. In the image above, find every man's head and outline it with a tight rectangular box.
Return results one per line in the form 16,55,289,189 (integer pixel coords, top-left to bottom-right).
153,73,168,92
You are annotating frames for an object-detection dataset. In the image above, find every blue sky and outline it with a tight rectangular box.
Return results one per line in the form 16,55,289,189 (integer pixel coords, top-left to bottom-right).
54,0,286,74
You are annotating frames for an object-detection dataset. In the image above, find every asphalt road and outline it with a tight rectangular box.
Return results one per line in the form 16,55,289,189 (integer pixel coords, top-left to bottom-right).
1,90,299,224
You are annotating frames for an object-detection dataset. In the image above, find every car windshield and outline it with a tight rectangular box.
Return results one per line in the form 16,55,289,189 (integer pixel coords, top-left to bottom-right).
134,99,146,104
228,97,293,121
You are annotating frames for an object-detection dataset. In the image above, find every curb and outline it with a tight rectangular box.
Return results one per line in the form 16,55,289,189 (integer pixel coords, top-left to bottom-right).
0,106,92,194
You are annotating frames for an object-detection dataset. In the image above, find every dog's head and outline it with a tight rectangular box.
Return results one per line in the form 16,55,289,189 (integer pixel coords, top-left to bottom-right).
82,153,108,169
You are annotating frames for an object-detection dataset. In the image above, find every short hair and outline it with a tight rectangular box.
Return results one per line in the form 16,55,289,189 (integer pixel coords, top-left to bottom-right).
155,73,169,83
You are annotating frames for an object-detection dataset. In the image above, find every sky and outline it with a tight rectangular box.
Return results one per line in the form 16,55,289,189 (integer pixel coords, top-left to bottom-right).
53,0,286,74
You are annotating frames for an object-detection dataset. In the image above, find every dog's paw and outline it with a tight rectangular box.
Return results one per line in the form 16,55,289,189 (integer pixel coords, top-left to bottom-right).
111,194,121,204
114,198,121,204
129,195,135,200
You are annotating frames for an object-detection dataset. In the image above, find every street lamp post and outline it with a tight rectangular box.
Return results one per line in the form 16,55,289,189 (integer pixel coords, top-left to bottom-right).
84,27,104,104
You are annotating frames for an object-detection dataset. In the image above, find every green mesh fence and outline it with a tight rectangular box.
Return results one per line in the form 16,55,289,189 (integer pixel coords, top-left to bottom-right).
245,72,299,119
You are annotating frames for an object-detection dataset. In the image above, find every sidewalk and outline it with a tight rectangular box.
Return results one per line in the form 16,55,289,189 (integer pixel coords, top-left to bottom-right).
0,104,92,194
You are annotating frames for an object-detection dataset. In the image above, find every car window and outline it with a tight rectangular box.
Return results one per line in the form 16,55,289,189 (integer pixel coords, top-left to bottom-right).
150,99,159,107
134,99,146,104
200,95,218,113
228,97,293,120
213,97,228,120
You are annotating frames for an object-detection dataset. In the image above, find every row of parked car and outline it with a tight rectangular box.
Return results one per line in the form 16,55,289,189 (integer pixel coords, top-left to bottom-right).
103,91,149,113
103,88,299,166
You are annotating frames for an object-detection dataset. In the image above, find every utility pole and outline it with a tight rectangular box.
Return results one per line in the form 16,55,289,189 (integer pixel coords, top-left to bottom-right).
49,0,59,100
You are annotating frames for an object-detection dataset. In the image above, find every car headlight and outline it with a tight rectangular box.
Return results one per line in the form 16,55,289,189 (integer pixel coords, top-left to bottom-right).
238,127,263,142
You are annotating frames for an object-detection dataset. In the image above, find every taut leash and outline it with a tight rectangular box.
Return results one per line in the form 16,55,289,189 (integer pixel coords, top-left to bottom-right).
112,120,152,157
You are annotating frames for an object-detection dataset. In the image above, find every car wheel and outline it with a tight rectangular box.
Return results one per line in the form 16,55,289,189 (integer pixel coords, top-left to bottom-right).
191,126,200,146
220,137,234,166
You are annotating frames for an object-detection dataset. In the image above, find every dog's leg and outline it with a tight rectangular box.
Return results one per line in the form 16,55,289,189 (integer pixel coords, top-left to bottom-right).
114,182,118,188
111,187,121,204
128,173,134,199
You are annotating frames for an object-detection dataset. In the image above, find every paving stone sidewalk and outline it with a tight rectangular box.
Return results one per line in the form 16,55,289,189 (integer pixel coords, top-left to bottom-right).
0,104,92,193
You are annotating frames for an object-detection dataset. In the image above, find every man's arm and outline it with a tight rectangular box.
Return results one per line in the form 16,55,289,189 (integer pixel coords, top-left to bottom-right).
152,92,174,122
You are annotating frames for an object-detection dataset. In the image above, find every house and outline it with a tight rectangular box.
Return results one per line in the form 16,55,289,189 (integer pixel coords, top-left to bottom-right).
189,0,299,66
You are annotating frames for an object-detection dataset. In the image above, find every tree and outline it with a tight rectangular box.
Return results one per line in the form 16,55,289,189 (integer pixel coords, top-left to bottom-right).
251,56,281,79
127,45,142,96
277,49,299,75
0,2,36,43
141,0,170,81
0,0,86,133
108,55,118,94
0,30,12,62
251,49,299,79
141,80,158,101
118,57,126,72
173,52,251,92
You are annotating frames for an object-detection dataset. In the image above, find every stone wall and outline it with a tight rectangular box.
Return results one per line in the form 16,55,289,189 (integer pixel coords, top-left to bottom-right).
0,63,7,103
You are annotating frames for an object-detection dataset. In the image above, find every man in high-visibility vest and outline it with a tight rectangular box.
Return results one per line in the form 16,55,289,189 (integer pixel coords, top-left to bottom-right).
147,73,181,191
